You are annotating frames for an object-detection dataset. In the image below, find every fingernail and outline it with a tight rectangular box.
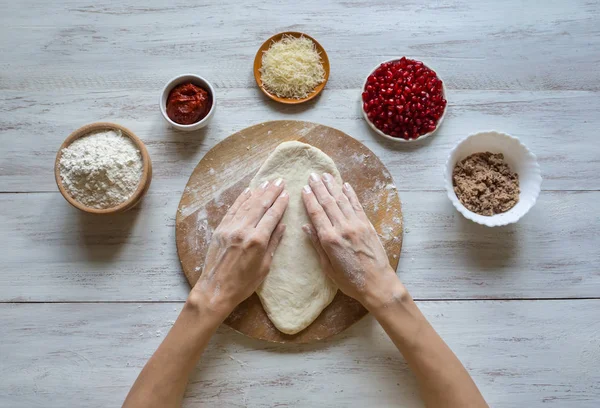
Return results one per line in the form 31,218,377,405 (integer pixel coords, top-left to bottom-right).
302,224,311,235
279,190,288,198
274,178,283,187
343,182,351,191
260,180,269,189
243,187,250,195
303,185,312,194
322,172,332,182
310,173,319,182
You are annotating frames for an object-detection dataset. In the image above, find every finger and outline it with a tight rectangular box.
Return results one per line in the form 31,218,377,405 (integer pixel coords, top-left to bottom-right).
302,223,333,270
234,178,282,226
308,173,345,226
246,178,285,226
302,184,333,231
265,223,286,260
302,223,324,254
256,190,289,235
258,223,286,281
342,182,370,222
321,173,355,219
220,187,251,226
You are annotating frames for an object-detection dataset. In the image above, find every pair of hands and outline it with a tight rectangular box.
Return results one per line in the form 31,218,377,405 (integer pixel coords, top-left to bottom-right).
191,173,401,318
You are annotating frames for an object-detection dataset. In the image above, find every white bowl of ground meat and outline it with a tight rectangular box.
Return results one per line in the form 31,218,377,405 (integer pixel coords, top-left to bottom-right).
444,131,542,227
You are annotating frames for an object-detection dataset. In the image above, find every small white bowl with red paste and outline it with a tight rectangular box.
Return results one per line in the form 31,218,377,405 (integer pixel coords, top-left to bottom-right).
361,57,447,142
160,74,216,132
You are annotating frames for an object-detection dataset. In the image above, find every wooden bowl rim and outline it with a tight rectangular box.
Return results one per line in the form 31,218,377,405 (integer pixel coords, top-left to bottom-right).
253,31,330,105
54,122,152,214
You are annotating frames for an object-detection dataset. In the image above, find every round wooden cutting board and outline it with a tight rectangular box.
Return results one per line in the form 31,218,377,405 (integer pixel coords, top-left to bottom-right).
176,121,403,343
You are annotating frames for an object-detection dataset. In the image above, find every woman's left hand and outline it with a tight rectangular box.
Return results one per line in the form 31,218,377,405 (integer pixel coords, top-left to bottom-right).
190,179,289,318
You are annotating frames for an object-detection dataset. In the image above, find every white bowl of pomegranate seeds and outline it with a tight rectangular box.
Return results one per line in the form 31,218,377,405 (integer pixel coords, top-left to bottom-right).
361,57,447,142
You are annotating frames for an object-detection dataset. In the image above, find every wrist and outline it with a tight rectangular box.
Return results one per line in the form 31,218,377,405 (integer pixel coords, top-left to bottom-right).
187,285,234,323
362,269,411,314
366,278,428,350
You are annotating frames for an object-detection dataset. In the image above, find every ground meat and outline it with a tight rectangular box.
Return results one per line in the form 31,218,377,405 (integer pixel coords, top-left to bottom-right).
452,152,519,216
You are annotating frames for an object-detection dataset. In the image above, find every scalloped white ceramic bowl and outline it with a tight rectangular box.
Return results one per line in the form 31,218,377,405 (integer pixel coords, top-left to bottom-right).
444,131,542,227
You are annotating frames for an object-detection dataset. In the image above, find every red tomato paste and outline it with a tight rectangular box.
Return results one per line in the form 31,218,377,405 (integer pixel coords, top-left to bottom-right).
166,83,212,125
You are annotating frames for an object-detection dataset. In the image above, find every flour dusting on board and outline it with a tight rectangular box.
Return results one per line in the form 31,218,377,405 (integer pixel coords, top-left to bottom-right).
296,123,317,136
197,209,212,244
179,182,232,218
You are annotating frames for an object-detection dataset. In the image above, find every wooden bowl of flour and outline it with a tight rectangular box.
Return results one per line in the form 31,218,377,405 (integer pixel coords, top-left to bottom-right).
55,122,152,214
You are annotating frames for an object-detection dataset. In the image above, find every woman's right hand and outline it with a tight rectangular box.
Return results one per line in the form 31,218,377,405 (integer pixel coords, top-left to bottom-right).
301,172,406,310
303,174,489,408
191,179,289,319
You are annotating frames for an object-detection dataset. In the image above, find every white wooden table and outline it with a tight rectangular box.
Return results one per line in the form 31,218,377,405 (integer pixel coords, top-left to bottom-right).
1,1,599,407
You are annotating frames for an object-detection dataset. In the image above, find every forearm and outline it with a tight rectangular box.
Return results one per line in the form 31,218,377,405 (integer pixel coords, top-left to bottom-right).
366,278,487,408
123,293,225,408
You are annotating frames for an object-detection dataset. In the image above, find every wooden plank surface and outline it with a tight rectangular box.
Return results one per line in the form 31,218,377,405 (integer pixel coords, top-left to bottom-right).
2,90,600,192
1,0,599,406
1,301,599,408
1,0,598,92
1,190,598,302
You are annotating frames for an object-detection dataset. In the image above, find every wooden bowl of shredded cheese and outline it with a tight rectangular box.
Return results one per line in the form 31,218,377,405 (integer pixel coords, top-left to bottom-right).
254,32,330,104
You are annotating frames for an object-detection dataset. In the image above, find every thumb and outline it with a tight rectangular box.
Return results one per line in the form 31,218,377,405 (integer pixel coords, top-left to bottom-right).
260,223,286,279
302,224,331,265
266,223,286,258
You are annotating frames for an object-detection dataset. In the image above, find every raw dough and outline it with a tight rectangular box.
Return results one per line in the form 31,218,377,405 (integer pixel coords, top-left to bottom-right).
250,141,339,334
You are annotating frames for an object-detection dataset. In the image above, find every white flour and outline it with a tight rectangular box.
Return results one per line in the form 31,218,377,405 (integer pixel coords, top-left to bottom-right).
59,129,143,209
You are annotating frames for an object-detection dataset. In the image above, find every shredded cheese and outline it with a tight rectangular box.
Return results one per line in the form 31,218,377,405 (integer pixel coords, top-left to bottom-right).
260,35,325,99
